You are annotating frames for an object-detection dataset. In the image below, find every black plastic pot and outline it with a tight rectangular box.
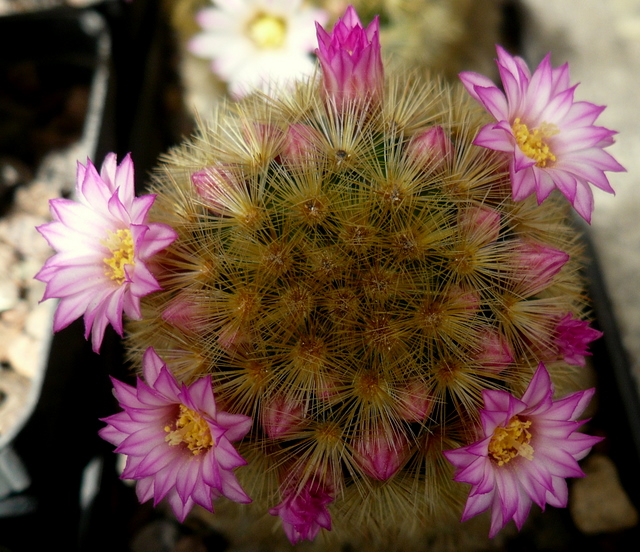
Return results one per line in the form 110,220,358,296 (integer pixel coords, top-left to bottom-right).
0,1,181,550
0,5,116,551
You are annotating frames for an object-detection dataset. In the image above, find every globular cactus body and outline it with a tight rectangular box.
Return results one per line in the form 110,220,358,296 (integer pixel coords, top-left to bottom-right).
127,69,587,546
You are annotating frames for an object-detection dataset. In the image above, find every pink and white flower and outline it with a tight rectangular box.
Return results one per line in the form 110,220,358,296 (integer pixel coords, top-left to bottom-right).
281,123,324,165
443,363,601,538
315,5,384,108
35,153,177,353
459,46,624,222
269,477,333,544
396,380,434,422
99,348,253,522
189,0,327,98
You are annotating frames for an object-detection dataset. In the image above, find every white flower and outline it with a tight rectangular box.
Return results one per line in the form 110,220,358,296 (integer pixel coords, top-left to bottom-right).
189,0,327,98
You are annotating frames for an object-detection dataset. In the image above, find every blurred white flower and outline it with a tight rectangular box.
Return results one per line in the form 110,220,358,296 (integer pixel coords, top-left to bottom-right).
189,0,328,98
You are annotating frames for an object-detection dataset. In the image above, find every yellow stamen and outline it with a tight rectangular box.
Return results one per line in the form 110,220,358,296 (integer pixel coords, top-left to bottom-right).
165,404,214,455
512,118,559,167
488,415,534,466
103,228,135,285
247,12,287,49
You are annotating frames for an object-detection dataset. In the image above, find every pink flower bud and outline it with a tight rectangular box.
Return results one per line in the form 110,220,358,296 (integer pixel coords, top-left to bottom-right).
315,5,384,109
242,122,284,163
474,329,514,373
405,126,454,169
353,429,409,481
262,396,307,439
447,285,481,314
397,380,434,422
315,374,341,401
281,123,323,166
162,293,208,334
511,240,569,295
458,205,501,244
217,321,251,352
191,165,244,215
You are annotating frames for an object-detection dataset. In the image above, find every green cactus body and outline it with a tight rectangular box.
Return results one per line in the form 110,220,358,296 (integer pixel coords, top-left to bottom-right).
127,70,586,547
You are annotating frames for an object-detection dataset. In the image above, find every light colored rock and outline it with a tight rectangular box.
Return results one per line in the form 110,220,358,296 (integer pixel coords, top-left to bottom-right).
6,334,45,381
0,280,19,313
0,300,29,331
20,258,49,308
0,323,22,363
14,179,60,219
25,301,54,341
0,243,17,279
570,453,639,534
0,370,31,440
0,214,50,260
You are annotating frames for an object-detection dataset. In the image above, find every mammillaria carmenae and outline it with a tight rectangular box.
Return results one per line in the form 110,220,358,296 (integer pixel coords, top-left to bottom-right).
38,6,621,549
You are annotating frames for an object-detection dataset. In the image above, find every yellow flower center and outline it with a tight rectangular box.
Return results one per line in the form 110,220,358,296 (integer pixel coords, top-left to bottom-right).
103,228,135,285
488,415,534,466
512,118,559,167
247,12,287,49
165,404,214,455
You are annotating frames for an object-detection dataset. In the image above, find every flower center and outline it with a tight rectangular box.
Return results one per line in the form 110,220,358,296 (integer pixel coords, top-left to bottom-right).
103,228,135,285
247,13,287,49
488,415,534,466
512,118,559,167
165,404,214,455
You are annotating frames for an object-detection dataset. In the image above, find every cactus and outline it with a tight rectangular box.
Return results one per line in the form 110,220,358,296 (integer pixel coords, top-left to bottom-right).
122,58,594,551
30,4,622,548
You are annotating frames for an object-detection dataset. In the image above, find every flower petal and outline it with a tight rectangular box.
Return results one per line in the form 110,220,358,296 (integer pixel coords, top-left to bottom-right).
36,153,176,353
444,363,598,538
99,347,252,523
460,46,624,221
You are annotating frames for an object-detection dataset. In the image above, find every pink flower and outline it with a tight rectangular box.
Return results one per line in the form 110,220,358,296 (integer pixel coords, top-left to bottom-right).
553,313,602,366
35,153,177,353
448,286,481,313
99,348,252,522
162,292,210,334
216,321,252,352
443,363,601,538
269,478,333,544
459,46,624,222
315,5,384,108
